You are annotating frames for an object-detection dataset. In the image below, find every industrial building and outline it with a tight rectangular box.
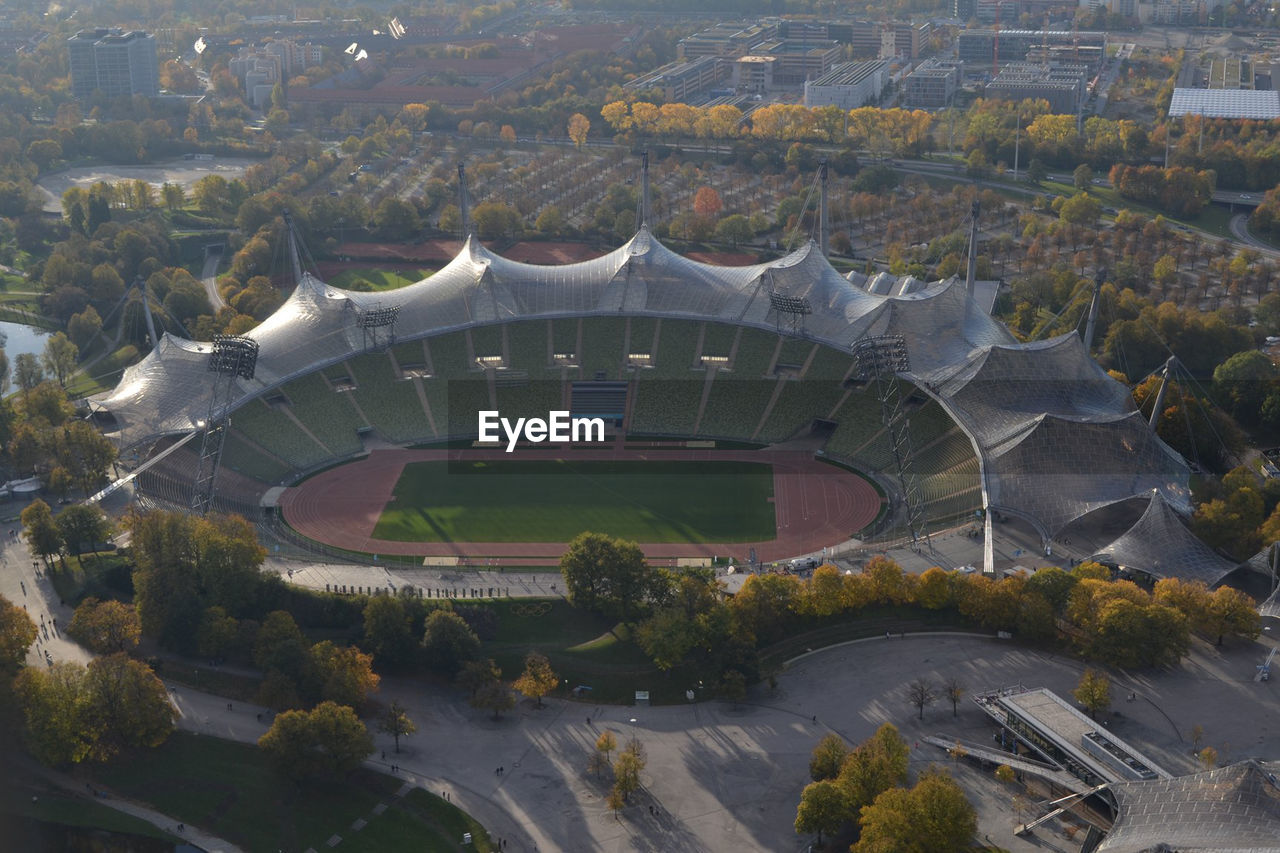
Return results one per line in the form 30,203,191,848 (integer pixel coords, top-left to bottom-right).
957,29,1106,73
1167,88,1280,119
803,60,891,110
984,62,1088,115
903,58,963,108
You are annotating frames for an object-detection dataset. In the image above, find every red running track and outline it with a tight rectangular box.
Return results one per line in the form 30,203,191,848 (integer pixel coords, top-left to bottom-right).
278,448,883,563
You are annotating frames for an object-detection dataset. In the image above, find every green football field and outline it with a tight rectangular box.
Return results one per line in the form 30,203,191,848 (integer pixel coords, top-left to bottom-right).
371,459,777,544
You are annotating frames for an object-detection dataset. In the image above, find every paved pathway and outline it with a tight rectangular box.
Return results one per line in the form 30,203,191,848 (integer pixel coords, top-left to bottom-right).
171,633,1280,853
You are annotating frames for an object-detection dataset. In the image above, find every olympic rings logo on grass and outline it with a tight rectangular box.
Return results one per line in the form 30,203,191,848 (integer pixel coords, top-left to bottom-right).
511,601,553,617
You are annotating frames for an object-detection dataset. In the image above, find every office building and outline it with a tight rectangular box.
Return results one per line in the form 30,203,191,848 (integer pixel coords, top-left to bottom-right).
68,28,158,99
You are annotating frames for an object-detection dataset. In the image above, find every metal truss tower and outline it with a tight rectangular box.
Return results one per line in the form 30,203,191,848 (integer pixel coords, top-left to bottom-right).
852,334,929,548
190,334,259,515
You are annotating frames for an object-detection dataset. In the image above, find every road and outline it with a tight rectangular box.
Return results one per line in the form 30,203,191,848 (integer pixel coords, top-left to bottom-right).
201,250,225,310
1231,213,1280,259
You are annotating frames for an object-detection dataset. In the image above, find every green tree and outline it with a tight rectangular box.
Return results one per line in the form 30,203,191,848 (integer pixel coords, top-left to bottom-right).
362,595,415,667
1073,668,1110,720
512,650,558,708
535,205,566,236
809,732,850,781
456,657,501,698
372,197,421,240
421,609,481,676
714,214,753,248
377,700,416,753
1059,192,1102,227
67,598,140,654
1213,350,1278,424
854,769,976,853
83,653,177,759
1073,164,1094,191
13,662,97,765
68,306,103,350
795,780,847,845
21,499,62,563
559,532,655,623
13,353,43,396
259,701,374,780
719,669,747,708
56,503,112,562
196,605,239,661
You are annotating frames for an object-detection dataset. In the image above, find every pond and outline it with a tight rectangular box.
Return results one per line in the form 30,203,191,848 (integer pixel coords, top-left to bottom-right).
0,319,50,366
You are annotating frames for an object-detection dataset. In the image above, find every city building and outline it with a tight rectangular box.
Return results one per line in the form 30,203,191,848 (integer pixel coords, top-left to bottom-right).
68,28,158,99
892,21,931,59
677,23,775,60
748,38,841,86
803,60,891,110
984,62,1088,114
957,29,1107,73
624,55,729,102
732,55,776,93
904,58,964,108
229,39,325,108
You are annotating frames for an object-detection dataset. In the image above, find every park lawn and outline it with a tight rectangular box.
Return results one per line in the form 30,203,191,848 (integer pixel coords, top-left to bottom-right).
0,780,178,843
340,789,493,853
326,268,432,291
87,732,404,852
371,459,776,544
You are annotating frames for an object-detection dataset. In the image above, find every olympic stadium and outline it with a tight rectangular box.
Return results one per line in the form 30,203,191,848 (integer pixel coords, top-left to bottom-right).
91,221,1195,572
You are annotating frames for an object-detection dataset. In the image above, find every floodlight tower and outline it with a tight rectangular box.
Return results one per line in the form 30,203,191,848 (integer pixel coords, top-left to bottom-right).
964,199,981,299
818,158,830,258
358,303,401,352
851,335,929,548
190,334,259,515
1083,266,1106,354
768,290,813,336
457,163,471,242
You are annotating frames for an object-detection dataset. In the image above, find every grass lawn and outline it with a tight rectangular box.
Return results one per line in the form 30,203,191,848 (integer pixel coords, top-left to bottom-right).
87,732,492,852
371,459,777,544
0,779,178,843
326,268,432,291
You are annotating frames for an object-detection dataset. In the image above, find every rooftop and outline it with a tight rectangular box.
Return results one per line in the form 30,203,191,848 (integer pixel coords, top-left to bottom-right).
1168,87,1280,119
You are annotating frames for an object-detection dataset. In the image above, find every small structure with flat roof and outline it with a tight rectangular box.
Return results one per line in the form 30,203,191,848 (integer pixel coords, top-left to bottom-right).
973,686,1172,787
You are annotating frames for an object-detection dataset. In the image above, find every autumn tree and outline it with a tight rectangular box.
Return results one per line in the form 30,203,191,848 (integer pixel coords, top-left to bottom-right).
943,677,965,717
1204,586,1260,646
378,700,417,753
513,650,558,708
795,780,847,845
612,738,646,802
567,113,590,148
838,723,911,813
472,676,515,720
693,186,723,220
854,770,976,853
83,654,177,759
0,594,37,675
1073,668,1110,720
309,640,380,709
809,732,850,781
67,598,141,654
259,701,374,780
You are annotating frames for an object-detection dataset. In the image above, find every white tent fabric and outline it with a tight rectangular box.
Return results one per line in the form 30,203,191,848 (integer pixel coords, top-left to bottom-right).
94,229,1189,544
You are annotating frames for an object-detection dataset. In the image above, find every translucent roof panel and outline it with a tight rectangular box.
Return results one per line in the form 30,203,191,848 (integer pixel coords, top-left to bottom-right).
1168,87,1280,119
1098,760,1280,853
1093,491,1239,586
94,229,1189,543
982,412,1191,539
